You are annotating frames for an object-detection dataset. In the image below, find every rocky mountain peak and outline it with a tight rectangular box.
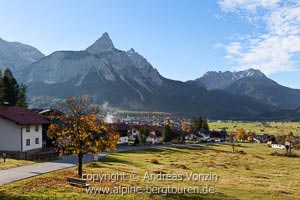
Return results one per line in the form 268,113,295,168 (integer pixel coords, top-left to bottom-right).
193,69,267,90
240,68,265,78
86,32,115,54
0,37,45,78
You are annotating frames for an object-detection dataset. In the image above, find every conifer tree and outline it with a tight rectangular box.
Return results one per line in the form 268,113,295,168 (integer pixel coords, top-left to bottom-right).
16,84,27,107
162,124,172,142
0,68,27,107
2,69,19,105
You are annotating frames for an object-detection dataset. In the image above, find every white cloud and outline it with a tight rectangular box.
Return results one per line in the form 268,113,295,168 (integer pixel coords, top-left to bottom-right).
225,42,242,55
218,0,281,13
218,0,300,74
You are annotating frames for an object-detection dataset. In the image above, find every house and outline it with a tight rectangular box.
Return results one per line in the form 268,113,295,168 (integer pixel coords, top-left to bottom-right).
109,123,130,145
0,106,50,153
129,125,163,144
185,131,209,142
271,144,286,149
38,109,64,147
146,126,163,144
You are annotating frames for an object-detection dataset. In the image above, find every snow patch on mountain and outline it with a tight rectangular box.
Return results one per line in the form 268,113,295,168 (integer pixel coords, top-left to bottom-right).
196,69,266,90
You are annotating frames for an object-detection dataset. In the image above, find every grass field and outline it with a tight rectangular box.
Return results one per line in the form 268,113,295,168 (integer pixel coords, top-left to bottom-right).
209,121,300,136
0,143,299,200
0,159,35,170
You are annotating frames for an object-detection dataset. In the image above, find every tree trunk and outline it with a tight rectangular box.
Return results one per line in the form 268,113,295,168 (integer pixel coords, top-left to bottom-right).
231,143,235,153
78,152,83,177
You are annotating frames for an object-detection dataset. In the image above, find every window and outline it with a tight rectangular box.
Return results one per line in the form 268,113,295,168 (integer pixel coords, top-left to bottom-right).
35,125,39,132
35,138,39,144
26,139,30,146
26,126,30,132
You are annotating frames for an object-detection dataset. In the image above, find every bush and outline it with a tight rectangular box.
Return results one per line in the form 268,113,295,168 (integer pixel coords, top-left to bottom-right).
238,150,246,154
150,159,159,164
204,161,216,168
244,164,250,170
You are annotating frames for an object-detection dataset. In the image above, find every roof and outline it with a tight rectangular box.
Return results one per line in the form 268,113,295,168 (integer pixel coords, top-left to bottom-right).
109,123,130,131
0,106,50,125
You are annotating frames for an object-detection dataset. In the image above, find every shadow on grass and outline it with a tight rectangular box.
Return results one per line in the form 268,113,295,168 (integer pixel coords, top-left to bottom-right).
100,156,128,164
270,151,300,158
118,147,172,154
154,192,239,200
0,190,24,200
117,144,237,155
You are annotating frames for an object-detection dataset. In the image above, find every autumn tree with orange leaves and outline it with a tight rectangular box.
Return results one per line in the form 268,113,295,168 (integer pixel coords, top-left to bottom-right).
47,96,119,177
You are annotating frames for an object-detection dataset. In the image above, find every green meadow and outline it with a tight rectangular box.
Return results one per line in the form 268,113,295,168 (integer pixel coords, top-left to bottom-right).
209,121,300,136
0,143,299,200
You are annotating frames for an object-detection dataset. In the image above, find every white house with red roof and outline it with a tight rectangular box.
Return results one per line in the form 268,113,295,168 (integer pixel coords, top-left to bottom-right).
0,106,50,152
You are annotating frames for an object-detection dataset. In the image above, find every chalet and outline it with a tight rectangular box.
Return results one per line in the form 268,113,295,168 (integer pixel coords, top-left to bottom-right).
271,144,286,149
109,123,130,145
38,109,64,147
146,126,163,144
0,106,50,153
129,125,163,144
185,131,209,142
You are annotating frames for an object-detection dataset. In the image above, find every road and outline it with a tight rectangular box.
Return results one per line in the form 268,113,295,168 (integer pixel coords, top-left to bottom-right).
0,144,171,186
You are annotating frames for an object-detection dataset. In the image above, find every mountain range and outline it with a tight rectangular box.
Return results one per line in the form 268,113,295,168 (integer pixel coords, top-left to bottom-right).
0,33,300,119
0,38,44,79
189,69,300,109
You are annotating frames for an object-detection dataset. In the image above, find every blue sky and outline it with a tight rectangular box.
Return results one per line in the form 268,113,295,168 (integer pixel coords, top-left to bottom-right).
0,0,300,88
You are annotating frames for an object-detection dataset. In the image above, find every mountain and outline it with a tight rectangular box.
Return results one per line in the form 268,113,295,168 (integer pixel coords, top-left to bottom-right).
0,38,44,78
20,33,274,119
191,69,265,90
226,76,300,109
190,69,300,109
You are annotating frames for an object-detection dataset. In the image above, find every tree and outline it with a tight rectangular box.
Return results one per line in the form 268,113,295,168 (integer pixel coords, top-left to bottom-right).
47,96,119,177
0,68,27,106
191,116,202,133
181,122,191,133
285,132,294,155
162,124,172,142
247,136,253,142
2,69,19,105
16,84,27,107
191,116,209,134
0,69,4,103
236,128,246,141
201,120,209,133
138,126,150,144
229,134,236,153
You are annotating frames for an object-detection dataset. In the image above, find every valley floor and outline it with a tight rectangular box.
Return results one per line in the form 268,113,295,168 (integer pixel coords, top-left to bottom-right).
0,143,299,200
209,121,300,136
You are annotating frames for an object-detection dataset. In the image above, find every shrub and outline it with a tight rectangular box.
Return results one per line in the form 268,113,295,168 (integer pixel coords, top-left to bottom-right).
238,150,246,154
244,164,250,170
150,159,159,164
204,161,216,168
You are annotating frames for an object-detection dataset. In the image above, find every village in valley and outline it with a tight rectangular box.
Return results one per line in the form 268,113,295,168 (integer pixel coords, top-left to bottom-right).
1,104,299,160
1,0,300,199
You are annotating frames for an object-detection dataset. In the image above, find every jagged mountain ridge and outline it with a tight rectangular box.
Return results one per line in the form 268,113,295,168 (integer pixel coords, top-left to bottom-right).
190,69,300,109
20,33,274,118
0,38,44,78
190,69,265,90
